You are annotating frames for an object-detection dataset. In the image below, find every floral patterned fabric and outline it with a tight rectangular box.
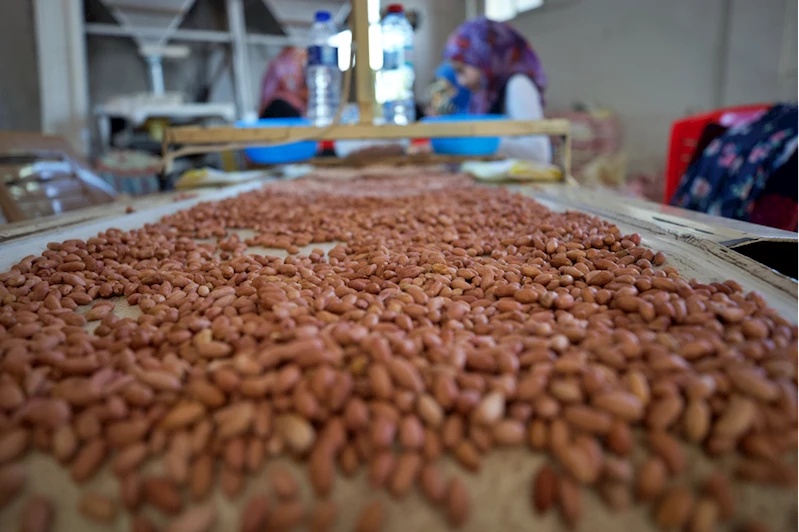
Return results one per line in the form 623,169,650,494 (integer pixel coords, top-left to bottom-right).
443,17,547,114
671,104,798,231
258,47,308,117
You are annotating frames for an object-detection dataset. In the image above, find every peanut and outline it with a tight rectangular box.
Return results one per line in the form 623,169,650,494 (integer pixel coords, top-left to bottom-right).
388,452,422,499
166,505,217,532
270,465,299,500
0,463,26,507
240,494,271,532
558,475,581,529
0,428,28,464
355,501,384,532
654,486,694,530
688,497,718,532
446,477,470,529
143,477,182,515
701,472,734,521
78,493,117,523
21,495,54,532
419,463,447,505
532,464,557,514
636,456,667,502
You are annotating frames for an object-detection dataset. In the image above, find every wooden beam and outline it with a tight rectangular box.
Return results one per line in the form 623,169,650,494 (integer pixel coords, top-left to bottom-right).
164,119,571,145
85,23,301,46
161,119,573,173
352,0,373,124
562,129,572,180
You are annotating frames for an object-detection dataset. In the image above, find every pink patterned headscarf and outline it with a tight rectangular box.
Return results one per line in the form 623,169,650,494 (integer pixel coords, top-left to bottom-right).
443,17,547,114
259,47,308,115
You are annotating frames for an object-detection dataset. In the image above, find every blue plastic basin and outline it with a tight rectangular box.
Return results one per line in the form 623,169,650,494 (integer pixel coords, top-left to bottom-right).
421,114,504,156
236,118,318,164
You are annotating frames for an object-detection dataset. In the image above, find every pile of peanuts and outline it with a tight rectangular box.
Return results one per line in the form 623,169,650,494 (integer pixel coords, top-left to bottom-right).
0,173,796,532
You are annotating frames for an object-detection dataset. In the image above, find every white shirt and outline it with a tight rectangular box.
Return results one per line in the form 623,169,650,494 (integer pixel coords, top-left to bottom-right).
498,74,552,163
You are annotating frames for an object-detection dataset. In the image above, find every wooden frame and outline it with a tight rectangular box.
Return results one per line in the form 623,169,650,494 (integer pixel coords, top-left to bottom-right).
161,0,573,177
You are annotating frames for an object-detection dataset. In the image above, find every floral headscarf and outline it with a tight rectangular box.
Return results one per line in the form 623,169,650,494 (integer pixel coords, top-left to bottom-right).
443,17,547,114
259,47,308,115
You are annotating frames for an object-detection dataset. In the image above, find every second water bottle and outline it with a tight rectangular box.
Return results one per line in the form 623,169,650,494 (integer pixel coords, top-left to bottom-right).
306,10,341,127
379,4,415,125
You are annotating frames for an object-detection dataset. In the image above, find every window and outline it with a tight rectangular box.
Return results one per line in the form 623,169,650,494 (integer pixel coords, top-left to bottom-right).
485,0,544,22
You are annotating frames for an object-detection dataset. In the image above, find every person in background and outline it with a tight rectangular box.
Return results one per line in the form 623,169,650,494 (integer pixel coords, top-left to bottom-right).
258,47,308,119
671,104,798,232
423,62,472,117
443,17,551,162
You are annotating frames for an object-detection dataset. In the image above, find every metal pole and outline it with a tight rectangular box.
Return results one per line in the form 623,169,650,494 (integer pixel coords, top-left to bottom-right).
225,0,254,119
711,0,731,109
145,55,165,95
353,0,374,125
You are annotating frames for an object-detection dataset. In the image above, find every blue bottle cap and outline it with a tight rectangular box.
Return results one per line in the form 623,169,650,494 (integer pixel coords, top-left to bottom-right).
315,11,332,22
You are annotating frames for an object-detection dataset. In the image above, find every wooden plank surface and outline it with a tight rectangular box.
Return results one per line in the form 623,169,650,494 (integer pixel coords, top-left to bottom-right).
163,119,572,145
527,184,799,245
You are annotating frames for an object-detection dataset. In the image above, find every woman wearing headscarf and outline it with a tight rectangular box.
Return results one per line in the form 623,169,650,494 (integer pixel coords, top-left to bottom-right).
258,47,308,119
443,17,550,162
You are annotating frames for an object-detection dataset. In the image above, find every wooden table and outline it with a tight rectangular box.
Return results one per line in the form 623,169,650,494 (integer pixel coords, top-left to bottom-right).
0,172,795,531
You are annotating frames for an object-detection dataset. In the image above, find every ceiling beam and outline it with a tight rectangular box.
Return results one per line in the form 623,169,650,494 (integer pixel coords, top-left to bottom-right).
100,1,188,16
85,22,307,46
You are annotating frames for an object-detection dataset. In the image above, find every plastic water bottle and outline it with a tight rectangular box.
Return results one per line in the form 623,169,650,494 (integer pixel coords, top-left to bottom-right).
379,4,415,125
306,11,341,127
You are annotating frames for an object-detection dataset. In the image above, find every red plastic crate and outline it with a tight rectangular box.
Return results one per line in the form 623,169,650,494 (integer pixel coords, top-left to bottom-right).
663,104,770,204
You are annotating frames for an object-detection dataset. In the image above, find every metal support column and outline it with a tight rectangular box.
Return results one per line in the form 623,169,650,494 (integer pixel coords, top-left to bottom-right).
225,0,254,119
145,55,166,95
34,0,90,154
